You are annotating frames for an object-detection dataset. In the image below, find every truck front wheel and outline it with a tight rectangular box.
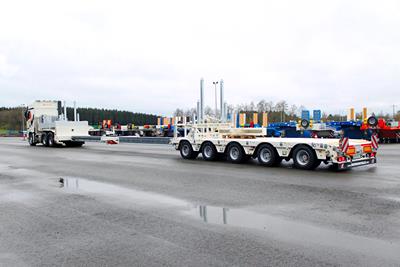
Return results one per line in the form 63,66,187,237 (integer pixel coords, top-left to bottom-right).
28,134,36,146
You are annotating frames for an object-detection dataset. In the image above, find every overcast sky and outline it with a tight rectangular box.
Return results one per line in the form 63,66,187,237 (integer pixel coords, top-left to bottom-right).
0,0,399,116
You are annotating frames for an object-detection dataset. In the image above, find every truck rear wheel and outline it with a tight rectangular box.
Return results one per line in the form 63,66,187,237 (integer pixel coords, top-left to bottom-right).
179,141,198,159
201,142,218,161
257,144,279,167
293,145,318,170
47,132,55,147
42,133,49,147
227,143,246,163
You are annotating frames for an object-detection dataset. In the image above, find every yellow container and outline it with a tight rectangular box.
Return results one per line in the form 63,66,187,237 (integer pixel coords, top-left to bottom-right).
262,113,268,127
253,113,258,124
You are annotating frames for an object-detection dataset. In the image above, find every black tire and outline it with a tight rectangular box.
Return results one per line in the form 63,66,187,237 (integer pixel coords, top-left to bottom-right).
292,145,318,170
47,132,55,147
179,141,198,159
227,143,246,163
28,133,36,146
301,119,310,128
201,142,218,161
257,144,279,167
42,133,49,147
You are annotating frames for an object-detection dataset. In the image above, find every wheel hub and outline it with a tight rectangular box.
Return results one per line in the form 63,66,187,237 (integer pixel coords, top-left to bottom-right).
230,147,239,160
182,145,190,156
260,148,271,162
296,150,310,165
204,146,212,158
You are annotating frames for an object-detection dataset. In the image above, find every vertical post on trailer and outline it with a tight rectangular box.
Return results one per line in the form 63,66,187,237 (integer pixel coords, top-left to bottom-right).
200,78,204,123
196,100,200,124
183,116,187,137
223,102,227,123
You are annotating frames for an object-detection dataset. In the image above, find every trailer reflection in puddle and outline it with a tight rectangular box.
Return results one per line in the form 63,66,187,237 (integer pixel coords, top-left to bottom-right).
184,205,269,231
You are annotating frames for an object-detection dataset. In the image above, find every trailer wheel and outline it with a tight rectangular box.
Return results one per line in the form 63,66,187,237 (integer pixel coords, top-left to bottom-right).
293,145,318,170
28,133,36,146
227,143,246,163
47,132,55,147
201,142,218,161
179,141,198,159
42,133,49,147
257,144,279,167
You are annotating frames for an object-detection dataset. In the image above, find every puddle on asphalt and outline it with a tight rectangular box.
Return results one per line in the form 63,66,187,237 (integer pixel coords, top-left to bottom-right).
59,177,188,207
58,177,400,260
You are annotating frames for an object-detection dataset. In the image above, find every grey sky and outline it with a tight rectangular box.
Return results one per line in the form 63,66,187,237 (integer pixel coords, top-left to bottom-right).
0,0,399,116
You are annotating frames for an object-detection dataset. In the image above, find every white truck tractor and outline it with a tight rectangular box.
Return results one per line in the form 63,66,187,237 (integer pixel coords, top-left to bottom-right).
25,100,90,147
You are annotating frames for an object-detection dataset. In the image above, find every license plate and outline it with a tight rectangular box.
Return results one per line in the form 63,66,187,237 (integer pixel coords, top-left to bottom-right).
351,161,368,167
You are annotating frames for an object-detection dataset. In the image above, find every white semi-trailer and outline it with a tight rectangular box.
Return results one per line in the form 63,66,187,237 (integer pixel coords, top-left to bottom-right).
25,100,90,147
171,80,378,170
171,122,378,170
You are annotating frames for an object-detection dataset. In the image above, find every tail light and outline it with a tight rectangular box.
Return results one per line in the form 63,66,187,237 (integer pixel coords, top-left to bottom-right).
346,146,356,155
363,145,372,153
338,156,346,162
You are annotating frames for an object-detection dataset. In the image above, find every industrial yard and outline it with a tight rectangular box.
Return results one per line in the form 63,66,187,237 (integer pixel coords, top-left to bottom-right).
1,137,400,266
2,1,400,266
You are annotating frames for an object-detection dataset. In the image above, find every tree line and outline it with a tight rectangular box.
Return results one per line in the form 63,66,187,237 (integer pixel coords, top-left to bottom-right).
66,107,158,127
0,106,159,131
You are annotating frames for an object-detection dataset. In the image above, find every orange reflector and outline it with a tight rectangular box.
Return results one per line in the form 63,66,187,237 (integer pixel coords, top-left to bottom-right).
346,146,356,155
363,145,372,153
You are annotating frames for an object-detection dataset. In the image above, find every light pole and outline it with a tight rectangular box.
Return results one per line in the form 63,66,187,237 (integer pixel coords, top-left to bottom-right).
213,81,218,117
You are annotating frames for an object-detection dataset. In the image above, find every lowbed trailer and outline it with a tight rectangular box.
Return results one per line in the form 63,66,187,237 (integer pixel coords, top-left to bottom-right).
171,123,378,170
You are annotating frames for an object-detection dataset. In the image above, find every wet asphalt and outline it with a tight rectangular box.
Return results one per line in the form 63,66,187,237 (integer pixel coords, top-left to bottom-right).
1,137,400,267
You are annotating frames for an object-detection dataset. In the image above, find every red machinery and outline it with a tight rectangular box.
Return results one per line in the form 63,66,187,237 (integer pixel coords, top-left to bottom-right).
377,119,400,143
